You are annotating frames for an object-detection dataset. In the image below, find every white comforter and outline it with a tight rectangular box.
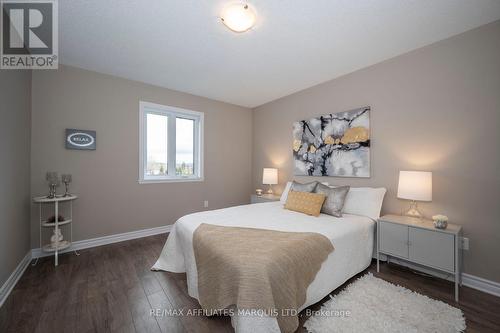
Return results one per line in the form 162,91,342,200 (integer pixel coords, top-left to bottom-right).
152,202,375,333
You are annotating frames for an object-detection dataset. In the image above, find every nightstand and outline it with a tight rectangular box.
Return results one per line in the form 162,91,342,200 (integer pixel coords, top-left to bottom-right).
250,194,280,204
377,214,462,301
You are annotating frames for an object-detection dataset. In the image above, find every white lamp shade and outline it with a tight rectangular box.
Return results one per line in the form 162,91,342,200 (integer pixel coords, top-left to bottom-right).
397,171,432,201
262,168,278,185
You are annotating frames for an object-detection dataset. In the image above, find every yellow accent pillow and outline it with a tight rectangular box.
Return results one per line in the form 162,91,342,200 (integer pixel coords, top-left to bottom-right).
284,190,326,217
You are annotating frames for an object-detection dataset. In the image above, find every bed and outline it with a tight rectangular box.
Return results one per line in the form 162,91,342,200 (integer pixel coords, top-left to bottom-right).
152,198,378,333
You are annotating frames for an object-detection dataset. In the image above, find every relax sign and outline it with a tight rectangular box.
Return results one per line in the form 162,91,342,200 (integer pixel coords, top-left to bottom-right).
66,129,96,150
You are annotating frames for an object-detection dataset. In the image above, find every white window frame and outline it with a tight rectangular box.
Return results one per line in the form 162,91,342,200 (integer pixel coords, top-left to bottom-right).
139,101,204,183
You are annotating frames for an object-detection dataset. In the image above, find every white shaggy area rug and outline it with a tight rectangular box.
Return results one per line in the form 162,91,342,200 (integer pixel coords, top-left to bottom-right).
304,273,465,333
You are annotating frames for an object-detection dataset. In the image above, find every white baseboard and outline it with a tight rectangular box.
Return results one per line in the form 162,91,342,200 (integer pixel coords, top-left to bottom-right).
32,224,172,258
384,257,500,298
461,273,500,297
0,251,32,308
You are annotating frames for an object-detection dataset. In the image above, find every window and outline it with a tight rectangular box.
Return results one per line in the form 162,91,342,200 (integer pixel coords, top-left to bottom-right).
139,101,204,183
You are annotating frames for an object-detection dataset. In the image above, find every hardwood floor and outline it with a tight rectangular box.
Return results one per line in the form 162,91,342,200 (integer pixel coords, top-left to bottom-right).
1,233,499,332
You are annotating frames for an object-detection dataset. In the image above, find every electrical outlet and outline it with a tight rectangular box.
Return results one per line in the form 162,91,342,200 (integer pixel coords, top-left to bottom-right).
204,200,209,208
460,237,469,250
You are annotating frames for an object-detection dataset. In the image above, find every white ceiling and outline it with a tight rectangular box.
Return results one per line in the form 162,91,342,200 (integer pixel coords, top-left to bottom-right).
59,0,500,108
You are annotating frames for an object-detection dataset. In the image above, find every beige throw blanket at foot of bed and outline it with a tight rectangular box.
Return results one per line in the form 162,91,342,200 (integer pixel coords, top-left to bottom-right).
193,223,334,333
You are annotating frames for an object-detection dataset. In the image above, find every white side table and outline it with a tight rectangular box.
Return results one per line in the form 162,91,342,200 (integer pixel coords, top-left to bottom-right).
377,214,462,301
33,195,78,266
250,194,280,204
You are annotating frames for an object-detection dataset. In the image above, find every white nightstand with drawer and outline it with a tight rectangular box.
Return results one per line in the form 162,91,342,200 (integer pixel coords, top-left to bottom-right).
377,214,462,301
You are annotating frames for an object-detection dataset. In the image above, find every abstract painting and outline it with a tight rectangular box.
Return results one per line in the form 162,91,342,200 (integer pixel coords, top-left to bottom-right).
293,107,370,177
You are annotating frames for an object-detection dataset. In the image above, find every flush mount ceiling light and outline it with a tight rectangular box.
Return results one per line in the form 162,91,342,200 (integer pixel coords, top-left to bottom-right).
220,3,256,33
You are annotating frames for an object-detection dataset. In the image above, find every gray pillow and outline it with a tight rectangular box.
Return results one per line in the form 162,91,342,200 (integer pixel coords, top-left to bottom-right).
290,181,318,193
314,183,350,217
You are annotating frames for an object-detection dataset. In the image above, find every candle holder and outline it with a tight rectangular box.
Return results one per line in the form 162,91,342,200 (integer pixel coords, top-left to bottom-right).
61,174,72,197
45,172,59,199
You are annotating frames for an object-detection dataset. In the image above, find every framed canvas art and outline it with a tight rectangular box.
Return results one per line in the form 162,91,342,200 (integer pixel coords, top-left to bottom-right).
293,106,370,177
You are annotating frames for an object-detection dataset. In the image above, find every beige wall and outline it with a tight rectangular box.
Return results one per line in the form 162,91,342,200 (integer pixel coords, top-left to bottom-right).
31,65,253,247
22,21,500,283
252,21,500,282
0,70,32,287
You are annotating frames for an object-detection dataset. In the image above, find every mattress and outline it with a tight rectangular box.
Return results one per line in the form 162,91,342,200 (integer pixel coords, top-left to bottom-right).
152,201,375,332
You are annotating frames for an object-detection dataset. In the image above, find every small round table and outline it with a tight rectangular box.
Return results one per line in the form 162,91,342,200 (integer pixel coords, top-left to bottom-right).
33,195,78,266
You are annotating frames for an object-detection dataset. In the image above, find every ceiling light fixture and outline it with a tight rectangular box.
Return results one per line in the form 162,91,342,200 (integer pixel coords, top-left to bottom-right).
220,3,256,33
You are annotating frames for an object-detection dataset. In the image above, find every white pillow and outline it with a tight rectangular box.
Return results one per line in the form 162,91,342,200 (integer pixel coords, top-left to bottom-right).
342,187,386,220
280,181,293,204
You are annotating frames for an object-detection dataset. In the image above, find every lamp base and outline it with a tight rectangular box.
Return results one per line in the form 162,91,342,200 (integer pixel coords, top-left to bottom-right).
266,185,273,195
404,201,423,219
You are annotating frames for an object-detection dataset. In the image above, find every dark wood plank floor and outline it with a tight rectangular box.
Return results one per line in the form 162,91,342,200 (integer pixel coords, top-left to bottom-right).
1,233,499,332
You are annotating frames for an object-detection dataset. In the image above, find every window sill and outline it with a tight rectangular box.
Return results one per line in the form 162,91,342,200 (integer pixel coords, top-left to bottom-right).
138,177,204,184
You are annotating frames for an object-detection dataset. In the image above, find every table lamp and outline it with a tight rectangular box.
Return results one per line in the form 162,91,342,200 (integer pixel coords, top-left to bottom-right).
397,171,432,218
262,168,278,194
